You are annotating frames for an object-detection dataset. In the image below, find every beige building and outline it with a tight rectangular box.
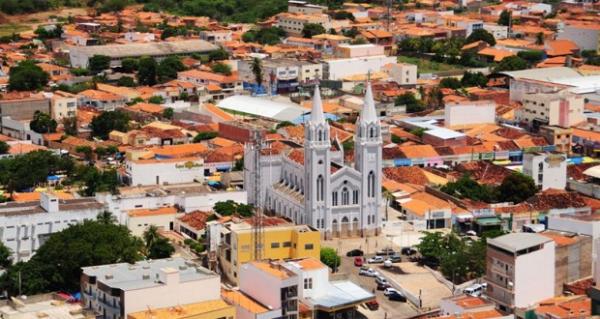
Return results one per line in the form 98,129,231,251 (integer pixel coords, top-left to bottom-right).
275,12,330,35
540,126,573,154
126,206,179,237
517,90,585,130
49,90,77,120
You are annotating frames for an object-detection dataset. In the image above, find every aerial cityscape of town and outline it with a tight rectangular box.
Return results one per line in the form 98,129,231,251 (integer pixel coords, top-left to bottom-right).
0,0,599,318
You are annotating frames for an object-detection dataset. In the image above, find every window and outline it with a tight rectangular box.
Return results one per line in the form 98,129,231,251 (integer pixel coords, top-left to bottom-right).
332,192,338,206
316,175,324,202
353,190,359,204
303,278,313,289
283,241,292,247
341,187,349,205
271,242,280,249
305,243,314,250
368,171,375,198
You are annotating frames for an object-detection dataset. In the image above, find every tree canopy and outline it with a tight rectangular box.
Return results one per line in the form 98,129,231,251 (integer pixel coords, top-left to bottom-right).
497,172,537,203
395,92,425,113
0,218,143,295
465,29,496,46
88,55,111,75
320,247,340,271
0,151,74,193
302,23,326,38
8,60,49,91
90,110,130,140
157,56,185,82
461,71,488,88
213,200,254,217
137,56,158,85
242,27,286,45
494,56,528,73
29,111,57,134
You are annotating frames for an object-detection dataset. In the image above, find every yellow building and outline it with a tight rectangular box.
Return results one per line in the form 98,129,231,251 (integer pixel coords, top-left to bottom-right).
127,299,235,319
218,217,321,284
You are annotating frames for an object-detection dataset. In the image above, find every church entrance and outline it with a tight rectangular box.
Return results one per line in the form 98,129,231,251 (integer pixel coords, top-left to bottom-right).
332,219,339,238
341,216,351,238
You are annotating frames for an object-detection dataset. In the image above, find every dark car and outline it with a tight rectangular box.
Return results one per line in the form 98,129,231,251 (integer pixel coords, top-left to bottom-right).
388,291,407,302
365,300,379,311
401,247,417,256
388,254,402,263
376,248,396,256
346,249,364,257
377,282,391,290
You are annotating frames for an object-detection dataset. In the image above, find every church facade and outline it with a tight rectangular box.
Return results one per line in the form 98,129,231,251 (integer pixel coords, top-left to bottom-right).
244,83,382,238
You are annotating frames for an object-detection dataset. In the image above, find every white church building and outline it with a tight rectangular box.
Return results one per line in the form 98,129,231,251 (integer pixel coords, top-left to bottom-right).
244,84,382,238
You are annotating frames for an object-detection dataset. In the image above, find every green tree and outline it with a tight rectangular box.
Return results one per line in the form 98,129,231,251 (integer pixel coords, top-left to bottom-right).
498,10,511,26
332,10,355,21
97,211,117,224
8,60,49,91
90,110,130,140
72,165,120,196
461,71,488,87
0,151,73,193
193,131,218,142
0,241,12,268
242,27,286,45
275,121,294,129
29,111,57,134
208,48,229,61
211,62,232,75
0,220,143,295
494,56,528,73
137,56,158,85
117,76,136,87
302,23,326,38
121,58,139,73
0,141,9,155
213,200,254,217
441,174,498,203
34,25,62,39
497,172,537,203
62,116,78,136
157,56,185,82
395,92,424,113
535,32,544,45
88,55,111,75
251,57,263,85
148,95,165,104
517,50,545,65
465,29,496,46
162,107,174,119
75,145,94,162
320,247,340,271
439,77,462,89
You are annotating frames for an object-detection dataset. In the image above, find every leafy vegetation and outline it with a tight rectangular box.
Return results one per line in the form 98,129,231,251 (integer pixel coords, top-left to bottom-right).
213,200,254,217
320,247,340,271
0,151,74,193
465,29,496,46
441,172,537,204
0,215,143,295
242,27,286,45
90,110,130,140
302,23,326,38
493,56,528,73
8,60,49,91
193,131,218,142
30,111,57,134
395,92,425,113
211,62,232,76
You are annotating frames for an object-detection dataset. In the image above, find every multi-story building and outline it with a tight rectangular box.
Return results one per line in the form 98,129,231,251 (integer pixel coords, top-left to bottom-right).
244,84,382,238
123,157,205,186
539,126,573,155
324,54,396,80
127,299,235,319
126,206,179,237
485,233,556,312
274,12,330,36
206,217,320,284
81,257,220,319
0,91,50,121
238,59,322,93
48,90,77,120
522,152,567,190
517,90,585,131
483,24,508,40
382,63,418,87
199,30,233,44
287,0,327,14
177,70,243,99
0,192,105,262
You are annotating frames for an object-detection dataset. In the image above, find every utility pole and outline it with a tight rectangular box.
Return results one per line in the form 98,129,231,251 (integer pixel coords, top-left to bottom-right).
250,129,265,261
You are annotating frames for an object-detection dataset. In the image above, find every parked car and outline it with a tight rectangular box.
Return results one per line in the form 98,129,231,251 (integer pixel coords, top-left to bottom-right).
368,256,385,264
377,282,391,290
365,300,379,311
375,275,388,285
383,287,399,296
383,260,393,268
387,254,402,262
465,230,477,237
359,268,379,277
376,248,396,256
401,247,417,256
354,257,363,267
464,283,485,297
346,249,364,257
388,291,407,302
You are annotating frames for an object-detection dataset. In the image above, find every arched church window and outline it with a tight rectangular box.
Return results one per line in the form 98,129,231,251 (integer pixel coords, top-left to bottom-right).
368,171,375,198
317,175,324,201
341,187,349,205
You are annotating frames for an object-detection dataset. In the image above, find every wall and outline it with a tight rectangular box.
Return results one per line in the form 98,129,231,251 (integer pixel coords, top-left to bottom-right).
0,98,50,121
514,241,555,308
126,158,204,186
557,25,599,51
325,55,396,80
444,101,496,127
126,213,177,237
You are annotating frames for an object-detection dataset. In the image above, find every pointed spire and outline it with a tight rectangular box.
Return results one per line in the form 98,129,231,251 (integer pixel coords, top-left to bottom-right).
360,82,378,123
310,85,325,124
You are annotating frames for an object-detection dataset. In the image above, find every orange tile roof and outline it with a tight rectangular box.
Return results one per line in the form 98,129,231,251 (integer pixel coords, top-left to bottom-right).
399,144,439,158
11,192,74,202
79,89,125,101
151,143,209,158
127,102,164,114
477,47,516,62
573,128,600,142
8,143,46,155
204,103,235,121
540,231,579,247
250,261,292,279
295,258,326,270
128,206,177,217
438,310,505,319
179,69,239,84
221,289,269,314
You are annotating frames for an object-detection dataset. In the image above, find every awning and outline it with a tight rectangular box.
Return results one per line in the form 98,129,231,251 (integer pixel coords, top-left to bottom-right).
475,217,502,226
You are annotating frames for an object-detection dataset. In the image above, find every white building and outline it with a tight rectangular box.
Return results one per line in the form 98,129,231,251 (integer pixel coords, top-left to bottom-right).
485,233,556,312
199,30,233,44
522,152,567,190
288,0,327,14
483,24,509,40
126,206,179,237
48,90,77,120
444,100,496,128
0,193,105,262
275,12,331,36
517,90,585,130
245,84,382,238
81,257,220,319
557,24,600,52
323,55,397,80
123,157,204,186
382,63,418,86
123,32,155,42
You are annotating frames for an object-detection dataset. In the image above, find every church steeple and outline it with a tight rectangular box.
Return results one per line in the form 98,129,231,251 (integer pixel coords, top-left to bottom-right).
310,85,325,124
359,82,378,124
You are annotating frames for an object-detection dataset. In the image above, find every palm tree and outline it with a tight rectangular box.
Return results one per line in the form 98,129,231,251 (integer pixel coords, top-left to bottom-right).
143,225,160,250
251,57,263,86
97,211,117,225
382,188,394,221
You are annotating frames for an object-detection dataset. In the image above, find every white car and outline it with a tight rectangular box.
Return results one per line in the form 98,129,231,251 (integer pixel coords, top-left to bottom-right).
368,256,385,264
359,268,379,277
384,287,399,296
